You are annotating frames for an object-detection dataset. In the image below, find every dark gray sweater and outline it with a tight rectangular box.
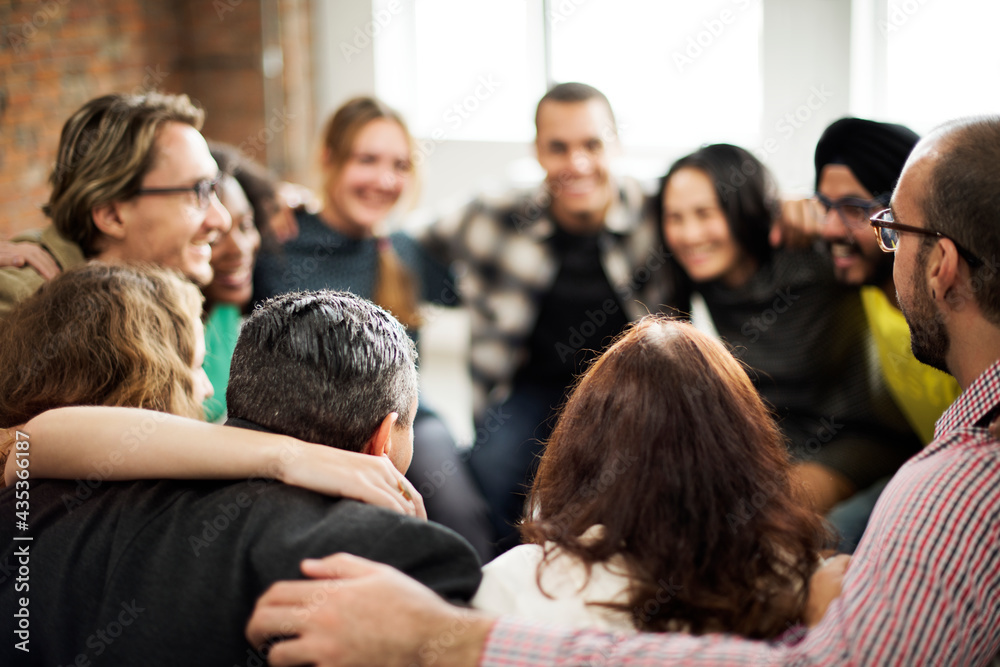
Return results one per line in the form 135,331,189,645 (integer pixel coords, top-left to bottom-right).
697,247,920,487
0,450,481,666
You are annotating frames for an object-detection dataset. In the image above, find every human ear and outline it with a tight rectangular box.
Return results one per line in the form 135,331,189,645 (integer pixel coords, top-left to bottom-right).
363,412,398,458
927,239,960,307
91,202,127,240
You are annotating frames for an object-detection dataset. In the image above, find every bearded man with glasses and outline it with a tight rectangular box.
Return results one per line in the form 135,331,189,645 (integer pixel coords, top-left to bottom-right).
0,92,232,320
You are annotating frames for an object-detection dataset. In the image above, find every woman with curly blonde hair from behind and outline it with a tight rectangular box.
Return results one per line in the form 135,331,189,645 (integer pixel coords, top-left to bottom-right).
0,263,208,468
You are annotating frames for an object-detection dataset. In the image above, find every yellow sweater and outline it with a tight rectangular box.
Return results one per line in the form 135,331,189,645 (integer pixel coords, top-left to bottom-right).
860,286,960,444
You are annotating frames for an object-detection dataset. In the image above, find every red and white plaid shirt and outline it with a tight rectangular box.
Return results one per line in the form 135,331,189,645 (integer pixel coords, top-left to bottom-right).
482,361,1000,666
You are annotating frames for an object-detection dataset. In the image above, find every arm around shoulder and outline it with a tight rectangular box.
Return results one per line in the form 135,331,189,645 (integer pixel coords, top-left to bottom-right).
0,262,48,321
8,406,423,517
314,502,484,602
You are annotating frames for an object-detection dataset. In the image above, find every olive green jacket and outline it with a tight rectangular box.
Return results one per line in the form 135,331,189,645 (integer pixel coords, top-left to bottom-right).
0,225,85,320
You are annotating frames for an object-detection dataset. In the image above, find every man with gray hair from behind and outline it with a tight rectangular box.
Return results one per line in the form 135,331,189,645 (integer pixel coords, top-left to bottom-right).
228,289,421,475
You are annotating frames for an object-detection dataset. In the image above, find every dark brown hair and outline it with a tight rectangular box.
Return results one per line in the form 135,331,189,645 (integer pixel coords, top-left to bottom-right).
658,143,779,268
0,262,205,428
209,141,280,241
922,116,1000,324
522,316,825,638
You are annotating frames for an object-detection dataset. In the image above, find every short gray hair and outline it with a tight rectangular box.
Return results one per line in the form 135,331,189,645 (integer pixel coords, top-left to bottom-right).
227,291,418,451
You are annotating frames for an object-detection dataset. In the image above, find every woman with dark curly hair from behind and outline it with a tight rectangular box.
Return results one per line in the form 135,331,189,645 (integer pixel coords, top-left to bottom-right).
473,316,826,639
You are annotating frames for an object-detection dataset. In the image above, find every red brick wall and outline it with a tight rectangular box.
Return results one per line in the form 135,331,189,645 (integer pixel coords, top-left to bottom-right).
0,0,310,239
178,0,266,164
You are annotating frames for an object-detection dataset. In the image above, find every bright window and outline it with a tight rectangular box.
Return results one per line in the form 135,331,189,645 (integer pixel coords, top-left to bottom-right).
375,0,763,153
374,0,544,144
548,0,762,151
885,0,1000,133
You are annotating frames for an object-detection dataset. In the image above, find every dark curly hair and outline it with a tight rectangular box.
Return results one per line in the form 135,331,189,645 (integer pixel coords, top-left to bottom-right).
0,262,204,428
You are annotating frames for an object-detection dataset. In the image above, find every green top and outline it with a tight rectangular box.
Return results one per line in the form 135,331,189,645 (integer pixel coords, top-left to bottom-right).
202,303,243,423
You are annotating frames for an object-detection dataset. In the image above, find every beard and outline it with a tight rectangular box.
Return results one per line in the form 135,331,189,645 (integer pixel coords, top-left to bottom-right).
899,270,951,374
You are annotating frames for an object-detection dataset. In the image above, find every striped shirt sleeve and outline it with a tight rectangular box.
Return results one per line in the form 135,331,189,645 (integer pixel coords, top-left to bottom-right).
481,363,1000,667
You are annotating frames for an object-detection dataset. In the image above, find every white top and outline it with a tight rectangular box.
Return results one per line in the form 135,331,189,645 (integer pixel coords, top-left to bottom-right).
472,525,638,633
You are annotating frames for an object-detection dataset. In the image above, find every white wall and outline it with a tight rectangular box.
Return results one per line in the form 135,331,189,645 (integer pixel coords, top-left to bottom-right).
759,0,853,194
308,0,861,442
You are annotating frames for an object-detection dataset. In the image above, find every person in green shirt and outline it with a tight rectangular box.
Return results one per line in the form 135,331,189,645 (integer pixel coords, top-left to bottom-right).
201,144,274,421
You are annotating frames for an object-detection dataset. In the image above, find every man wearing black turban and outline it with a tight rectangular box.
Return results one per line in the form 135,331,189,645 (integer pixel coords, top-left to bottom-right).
810,118,961,550
814,117,918,286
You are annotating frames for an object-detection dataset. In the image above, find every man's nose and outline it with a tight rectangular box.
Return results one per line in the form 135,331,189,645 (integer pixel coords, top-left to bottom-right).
819,207,847,240
569,150,595,175
205,193,232,234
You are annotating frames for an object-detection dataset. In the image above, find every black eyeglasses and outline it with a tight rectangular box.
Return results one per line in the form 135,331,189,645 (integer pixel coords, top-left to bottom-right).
135,175,222,211
869,208,983,268
815,192,889,232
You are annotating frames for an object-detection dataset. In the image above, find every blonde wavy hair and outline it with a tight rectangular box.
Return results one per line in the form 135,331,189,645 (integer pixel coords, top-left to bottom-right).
0,262,205,430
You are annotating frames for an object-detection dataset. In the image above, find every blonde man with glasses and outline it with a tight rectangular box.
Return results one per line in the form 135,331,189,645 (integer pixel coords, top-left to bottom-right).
0,92,231,319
